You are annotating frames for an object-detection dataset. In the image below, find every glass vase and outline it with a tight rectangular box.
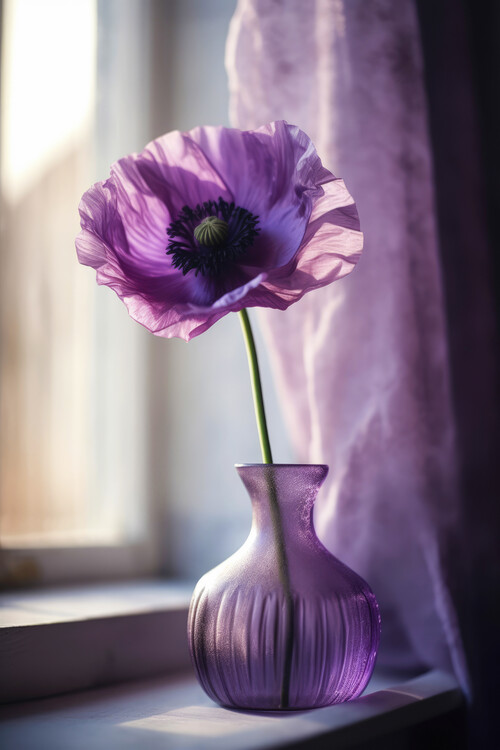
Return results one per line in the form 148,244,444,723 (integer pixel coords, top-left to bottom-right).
188,464,380,710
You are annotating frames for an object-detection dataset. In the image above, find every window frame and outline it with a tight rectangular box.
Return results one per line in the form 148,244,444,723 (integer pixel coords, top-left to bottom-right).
0,0,158,585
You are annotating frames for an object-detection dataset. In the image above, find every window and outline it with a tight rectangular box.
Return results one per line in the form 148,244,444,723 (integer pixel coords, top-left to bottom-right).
0,0,291,587
0,0,155,583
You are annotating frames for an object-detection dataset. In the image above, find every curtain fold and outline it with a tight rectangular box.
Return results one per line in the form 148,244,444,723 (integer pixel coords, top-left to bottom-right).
226,0,469,694
415,2,500,744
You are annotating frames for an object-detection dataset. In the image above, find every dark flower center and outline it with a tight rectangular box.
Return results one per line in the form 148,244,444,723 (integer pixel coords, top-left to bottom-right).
166,197,260,277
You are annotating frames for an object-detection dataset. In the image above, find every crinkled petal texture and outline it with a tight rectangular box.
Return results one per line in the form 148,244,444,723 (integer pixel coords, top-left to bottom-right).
76,121,363,341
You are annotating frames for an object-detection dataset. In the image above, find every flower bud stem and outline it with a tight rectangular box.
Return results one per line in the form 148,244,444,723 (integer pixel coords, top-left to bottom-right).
238,309,273,464
239,308,293,706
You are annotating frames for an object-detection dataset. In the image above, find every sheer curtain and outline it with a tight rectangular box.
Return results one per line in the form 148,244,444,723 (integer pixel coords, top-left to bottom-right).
228,0,500,744
226,0,468,691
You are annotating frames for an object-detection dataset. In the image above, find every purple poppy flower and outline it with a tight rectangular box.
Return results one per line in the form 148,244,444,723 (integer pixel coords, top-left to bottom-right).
76,121,362,341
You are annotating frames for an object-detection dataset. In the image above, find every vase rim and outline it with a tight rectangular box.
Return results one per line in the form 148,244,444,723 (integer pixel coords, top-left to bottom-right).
235,463,329,470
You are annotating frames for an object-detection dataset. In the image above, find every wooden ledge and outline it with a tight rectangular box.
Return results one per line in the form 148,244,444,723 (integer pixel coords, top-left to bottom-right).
0,580,193,702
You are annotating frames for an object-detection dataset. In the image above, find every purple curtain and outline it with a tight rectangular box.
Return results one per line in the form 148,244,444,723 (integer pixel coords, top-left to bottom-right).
228,1,500,744
227,0,470,691
415,1,500,744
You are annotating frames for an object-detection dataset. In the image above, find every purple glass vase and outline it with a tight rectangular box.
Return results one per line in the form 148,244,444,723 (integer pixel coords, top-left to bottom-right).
188,464,380,710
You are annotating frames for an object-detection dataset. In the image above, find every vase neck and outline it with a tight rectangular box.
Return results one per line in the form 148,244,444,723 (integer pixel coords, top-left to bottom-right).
236,464,328,544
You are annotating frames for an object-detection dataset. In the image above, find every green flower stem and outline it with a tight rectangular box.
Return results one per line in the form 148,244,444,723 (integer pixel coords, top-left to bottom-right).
238,309,273,464
239,308,293,708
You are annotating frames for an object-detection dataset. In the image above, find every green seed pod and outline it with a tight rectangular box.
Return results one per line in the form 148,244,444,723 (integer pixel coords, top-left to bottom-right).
194,216,229,246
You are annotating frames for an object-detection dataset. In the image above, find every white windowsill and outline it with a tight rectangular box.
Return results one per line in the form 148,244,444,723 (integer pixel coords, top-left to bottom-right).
0,579,193,702
0,579,193,628
0,581,466,749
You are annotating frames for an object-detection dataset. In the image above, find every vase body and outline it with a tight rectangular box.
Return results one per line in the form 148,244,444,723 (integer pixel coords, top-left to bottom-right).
188,464,380,710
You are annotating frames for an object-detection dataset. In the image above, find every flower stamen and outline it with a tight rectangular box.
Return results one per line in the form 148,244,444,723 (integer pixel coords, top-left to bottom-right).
166,197,259,277
194,217,229,246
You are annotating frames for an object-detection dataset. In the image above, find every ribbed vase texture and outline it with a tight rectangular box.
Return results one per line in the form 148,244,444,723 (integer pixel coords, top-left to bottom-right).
188,465,380,710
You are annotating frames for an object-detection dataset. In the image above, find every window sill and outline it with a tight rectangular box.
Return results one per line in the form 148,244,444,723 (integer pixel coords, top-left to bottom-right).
0,669,465,750
0,581,466,749
0,579,193,702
